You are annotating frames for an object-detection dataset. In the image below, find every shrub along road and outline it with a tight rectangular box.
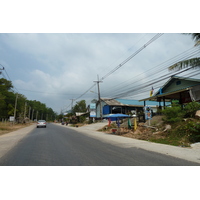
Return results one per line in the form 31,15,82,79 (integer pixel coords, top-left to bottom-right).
0,122,199,166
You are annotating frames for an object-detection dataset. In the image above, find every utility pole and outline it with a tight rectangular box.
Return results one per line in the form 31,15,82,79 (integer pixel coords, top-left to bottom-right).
31,109,34,121
29,106,31,120
70,99,75,113
94,75,103,120
14,94,18,122
36,111,38,121
24,102,27,120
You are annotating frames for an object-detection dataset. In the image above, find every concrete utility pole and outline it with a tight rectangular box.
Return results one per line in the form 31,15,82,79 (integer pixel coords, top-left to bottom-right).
24,102,27,120
94,75,103,120
29,106,31,120
36,111,38,121
31,109,34,121
14,94,18,122
70,99,75,112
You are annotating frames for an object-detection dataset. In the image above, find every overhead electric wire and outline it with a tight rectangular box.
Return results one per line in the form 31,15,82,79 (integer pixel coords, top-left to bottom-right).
62,33,165,111
97,33,148,77
100,33,164,81
128,69,200,99
0,63,20,94
111,67,199,99
102,46,200,98
102,46,200,96
16,88,97,96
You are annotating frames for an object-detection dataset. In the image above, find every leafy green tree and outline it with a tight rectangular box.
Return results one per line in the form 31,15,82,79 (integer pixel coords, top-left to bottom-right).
72,100,87,113
91,99,97,103
0,78,15,118
0,78,57,121
169,33,200,71
0,92,6,116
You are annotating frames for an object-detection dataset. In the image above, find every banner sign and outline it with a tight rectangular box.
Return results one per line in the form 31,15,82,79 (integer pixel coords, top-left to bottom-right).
9,116,15,122
90,111,96,117
144,106,152,120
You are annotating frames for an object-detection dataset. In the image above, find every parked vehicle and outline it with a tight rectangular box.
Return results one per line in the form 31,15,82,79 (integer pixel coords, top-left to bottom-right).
37,120,47,128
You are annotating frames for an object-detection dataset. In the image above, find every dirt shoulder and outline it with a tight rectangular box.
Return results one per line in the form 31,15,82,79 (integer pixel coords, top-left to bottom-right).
0,123,36,158
0,122,34,136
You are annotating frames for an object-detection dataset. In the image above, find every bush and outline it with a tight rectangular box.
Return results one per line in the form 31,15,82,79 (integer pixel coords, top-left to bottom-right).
79,116,86,123
183,102,200,118
175,120,200,143
161,105,185,123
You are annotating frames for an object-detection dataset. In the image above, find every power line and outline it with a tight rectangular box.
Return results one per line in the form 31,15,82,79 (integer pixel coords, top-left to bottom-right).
102,46,200,98
106,47,199,92
70,33,164,105
111,67,198,99
100,33,164,81
97,33,148,77
0,63,20,93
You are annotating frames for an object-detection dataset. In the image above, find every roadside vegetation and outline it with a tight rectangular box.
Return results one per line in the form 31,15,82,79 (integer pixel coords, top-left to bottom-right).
0,121,33,136
149,102,200,147
0,78,57,123
97,102,200,147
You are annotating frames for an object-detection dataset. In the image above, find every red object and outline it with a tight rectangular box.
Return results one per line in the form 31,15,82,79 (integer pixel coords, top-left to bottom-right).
108,118,111,126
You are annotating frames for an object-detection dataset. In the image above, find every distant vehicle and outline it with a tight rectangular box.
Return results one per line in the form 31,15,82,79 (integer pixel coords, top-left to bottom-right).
37,120,47,128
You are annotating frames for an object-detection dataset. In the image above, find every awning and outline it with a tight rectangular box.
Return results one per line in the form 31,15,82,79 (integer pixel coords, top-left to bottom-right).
139,87,191,102
104,113,131,118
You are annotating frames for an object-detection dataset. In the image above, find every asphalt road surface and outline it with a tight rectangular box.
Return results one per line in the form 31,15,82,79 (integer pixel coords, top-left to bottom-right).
0,123,199,166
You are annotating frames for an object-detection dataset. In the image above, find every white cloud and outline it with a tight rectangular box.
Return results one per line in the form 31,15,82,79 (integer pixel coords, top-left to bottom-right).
0,33,197,113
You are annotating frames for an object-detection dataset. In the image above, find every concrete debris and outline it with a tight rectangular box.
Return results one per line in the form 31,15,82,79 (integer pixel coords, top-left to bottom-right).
163,124,171,132
195,110,200,118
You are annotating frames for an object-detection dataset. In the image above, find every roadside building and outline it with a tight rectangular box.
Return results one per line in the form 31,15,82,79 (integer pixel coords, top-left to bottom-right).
95,98,168,120
139,76,200,107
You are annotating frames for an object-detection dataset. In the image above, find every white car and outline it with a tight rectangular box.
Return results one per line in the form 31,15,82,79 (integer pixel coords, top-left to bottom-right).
37,120,47,128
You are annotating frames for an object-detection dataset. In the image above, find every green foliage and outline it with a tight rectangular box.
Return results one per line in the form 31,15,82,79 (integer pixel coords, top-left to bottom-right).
161,105,185,123
184,102,200,118
162,102,200,123
160,101,200,144
175,121,200,143
79,116,86,123
0,78,57,121
72,100,87,113
169,33,200,71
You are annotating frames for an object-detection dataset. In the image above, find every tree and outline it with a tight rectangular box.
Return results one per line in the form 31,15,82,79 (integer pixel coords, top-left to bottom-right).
0,78,15,118
0,78,57,121
168,33,200,71
72,100,87,113
91,99,97,103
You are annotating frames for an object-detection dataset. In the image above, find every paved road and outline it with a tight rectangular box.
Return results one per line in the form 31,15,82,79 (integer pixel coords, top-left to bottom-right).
0,123,199,166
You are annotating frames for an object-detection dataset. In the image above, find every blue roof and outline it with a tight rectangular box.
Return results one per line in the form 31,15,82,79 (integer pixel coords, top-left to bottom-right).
116,99,170,106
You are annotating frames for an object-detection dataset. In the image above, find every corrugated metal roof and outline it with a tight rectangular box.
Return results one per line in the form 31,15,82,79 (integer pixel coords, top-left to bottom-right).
116,99,170,106
101,98,169,107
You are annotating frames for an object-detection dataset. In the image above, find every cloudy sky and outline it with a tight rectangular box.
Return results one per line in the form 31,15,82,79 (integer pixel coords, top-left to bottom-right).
0,1,199,114
1,1,199,197
0,33,199,113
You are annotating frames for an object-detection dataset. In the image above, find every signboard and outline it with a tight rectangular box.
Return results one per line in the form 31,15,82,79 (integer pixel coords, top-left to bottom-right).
144,106,152,120
90,103,96,110
9,116,15,122
90,111,96,117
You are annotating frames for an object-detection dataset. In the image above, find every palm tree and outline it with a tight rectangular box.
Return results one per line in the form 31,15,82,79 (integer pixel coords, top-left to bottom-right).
168,33,200,71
